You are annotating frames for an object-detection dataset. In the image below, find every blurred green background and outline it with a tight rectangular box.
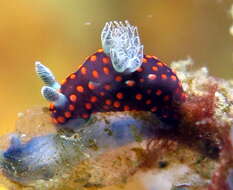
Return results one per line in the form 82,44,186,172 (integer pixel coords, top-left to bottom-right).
0,0,232,190
0,0,232,137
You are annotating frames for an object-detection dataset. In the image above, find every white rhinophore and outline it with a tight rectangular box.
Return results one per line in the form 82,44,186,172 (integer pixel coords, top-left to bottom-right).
35,61,60,90
101,20,144,73
35,62,67,106
41,86,67,107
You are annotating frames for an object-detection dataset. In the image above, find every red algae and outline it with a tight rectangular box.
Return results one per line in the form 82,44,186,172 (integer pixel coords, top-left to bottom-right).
171,59,233,190
181,85,217,125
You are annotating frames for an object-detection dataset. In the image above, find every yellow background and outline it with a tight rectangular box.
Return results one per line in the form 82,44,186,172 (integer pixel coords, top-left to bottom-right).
0,0,232,189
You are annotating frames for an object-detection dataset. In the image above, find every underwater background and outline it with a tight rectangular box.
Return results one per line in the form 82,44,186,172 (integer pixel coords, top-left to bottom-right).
0,0,232,189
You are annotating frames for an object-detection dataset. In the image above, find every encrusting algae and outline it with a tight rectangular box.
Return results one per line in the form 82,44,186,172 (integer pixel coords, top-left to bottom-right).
0,4,233,190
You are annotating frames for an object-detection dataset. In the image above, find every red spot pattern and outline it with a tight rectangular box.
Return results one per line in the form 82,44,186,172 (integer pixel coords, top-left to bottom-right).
51,50,185,125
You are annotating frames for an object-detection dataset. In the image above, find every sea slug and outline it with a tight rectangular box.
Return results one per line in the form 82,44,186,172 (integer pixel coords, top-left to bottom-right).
35,21,185,128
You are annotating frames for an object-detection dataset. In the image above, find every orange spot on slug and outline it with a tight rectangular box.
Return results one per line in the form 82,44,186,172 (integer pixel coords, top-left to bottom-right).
161,74,167,79
90,96,97,103
90,55,97,62
92,70,99,78
146,55,152,59
69,94,77,102
124,105,130,111
115,75,123,82
85,103,92,110
76,85,84,93
88,82,95,90
146,100,152,105
125,80,135,87
105,99,112,105
104,84,112,90
156,89,162,96
61,79,67,85
157,62,163,67
69,104,75,111
137,67,143,72
82,113,89,119
103,67,110,75
81,67,87,75
171,75,177,81
64,112,71,118
140,78,144,83
116,92,124,99
102,57,110,64
148,74,157,80
97,49,104,53
57,116,65,123
113,101,121,108
136,93,143,100
70,74,76,79
151,107,157,112
152,66,158,71
143,58,148,63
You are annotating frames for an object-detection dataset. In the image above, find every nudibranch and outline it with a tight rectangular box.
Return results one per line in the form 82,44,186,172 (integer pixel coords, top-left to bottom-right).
35,21,185,128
